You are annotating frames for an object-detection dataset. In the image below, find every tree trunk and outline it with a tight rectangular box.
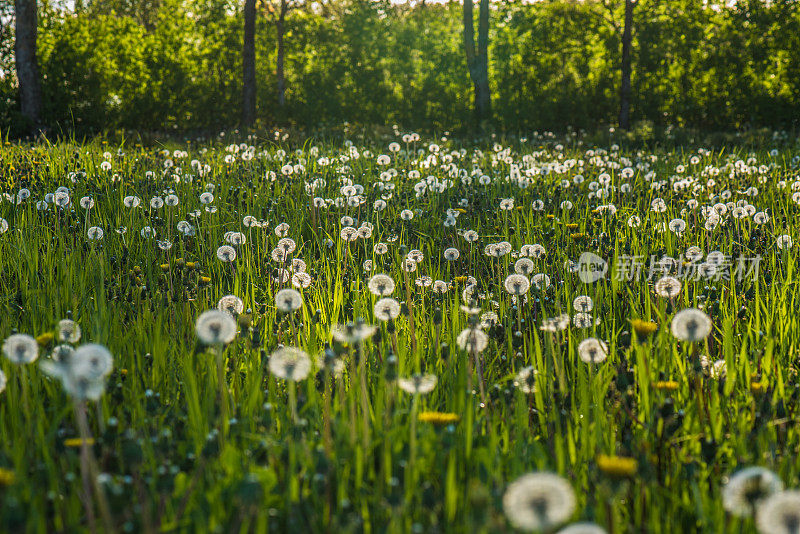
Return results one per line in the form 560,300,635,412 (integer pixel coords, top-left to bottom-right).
15,0,42,131
276,9,286,109
463,0,491,130
618,0,634,130
242,0,257,127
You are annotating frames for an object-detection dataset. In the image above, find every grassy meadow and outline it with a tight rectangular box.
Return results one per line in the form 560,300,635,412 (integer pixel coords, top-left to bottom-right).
0,131,799,533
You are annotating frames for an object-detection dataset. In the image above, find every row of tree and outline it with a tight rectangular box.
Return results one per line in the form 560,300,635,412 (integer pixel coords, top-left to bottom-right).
4,0,799,136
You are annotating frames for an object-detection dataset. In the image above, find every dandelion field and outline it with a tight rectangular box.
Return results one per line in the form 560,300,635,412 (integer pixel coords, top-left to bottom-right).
1,133,800,533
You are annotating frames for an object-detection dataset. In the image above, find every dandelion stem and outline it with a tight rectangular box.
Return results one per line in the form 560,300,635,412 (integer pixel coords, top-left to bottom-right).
74,400,115,534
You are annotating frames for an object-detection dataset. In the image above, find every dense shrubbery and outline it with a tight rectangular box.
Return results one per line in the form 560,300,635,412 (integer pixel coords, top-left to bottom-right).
1,0,800,135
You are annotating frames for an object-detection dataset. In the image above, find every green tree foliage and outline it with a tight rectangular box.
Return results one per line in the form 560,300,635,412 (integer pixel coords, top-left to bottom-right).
2,0,799,135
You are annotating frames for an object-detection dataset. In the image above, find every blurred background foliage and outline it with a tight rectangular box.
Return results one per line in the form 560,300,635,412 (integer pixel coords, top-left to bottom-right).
1,0,799,137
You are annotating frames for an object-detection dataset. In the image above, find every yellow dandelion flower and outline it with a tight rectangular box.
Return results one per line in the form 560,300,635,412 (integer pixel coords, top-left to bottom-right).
418,411,460,425
570,232,587,240
565,223,579,230
631,319,658,341
653,380,679,391
596,454,638,477
750,380,767,395
64,438,95,447
36,332,54,347
160,263,170,271
0,467,15,486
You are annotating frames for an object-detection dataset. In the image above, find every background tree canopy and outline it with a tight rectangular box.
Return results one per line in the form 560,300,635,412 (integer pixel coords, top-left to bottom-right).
1,0,799,136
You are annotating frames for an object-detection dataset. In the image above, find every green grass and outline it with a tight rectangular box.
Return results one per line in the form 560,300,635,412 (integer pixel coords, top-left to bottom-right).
0,134,799,533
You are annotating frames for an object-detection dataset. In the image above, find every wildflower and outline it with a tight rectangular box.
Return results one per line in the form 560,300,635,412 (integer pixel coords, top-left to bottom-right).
532,273,551,290
292,272,312,289
275,289,303,313
418,412,460,425
63,437,96,447
540,314,571,333
671,308,712,342
57,319,82,343
315,352,346,378
3,334,39,364
756,490,800,534
269,347,311,381
374,298,401,321
653,380,679,391
397,374,437,395
195,310,237,345
503,472,576,532
216,245,236,262
515,258,535,275
456,328,489,353
723,467,783,517
218,295,244,316
331,323,377,344
40,344,113,401
36,332,54,346
463,230,479,243
514,366,537,393
401,258,418,272
751,380,768,395
596,454,638,478
631,319,658,341
0,467,14,486
654,276,682,299
87,227,104,241
573,295,593,312
556,523,607,534
504,274,531,295
444,248,460,261
368,274,396,296
578,338,608,364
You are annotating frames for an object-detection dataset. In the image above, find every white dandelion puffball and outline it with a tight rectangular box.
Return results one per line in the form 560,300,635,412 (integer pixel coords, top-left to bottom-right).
57,319,82,343
756,490,800,534
275,288,303,313
671,308,712,342
397,374,437,395
374,298,401,321
578,338,608,364
723,467,784,517
40,344,114,401
456,328,489,353
556,523,607,534
269,347,311,381
655,276,682,299
503,472,576,532
504,274,531,295
217,295,244,316
216,245,237,262
3,334,39,364
195,310,237,345
514,366,538,394
368,274,396,297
